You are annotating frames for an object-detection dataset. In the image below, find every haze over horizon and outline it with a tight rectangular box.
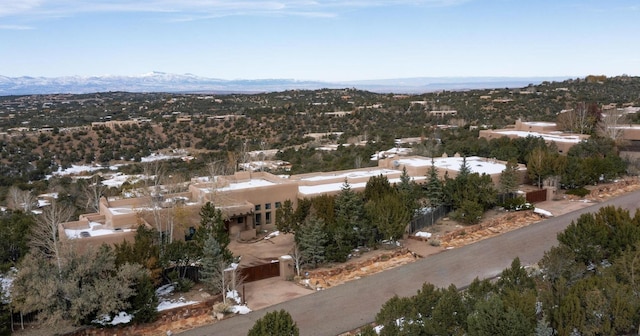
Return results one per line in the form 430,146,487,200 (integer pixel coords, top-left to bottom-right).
1,0,639,82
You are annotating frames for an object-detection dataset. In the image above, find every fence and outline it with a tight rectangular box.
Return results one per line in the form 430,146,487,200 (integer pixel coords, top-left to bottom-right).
240,261,280,283
408,205,450,234
526,189,547,203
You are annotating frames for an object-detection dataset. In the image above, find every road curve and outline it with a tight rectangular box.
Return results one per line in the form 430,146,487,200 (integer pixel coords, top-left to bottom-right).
180,190,640,336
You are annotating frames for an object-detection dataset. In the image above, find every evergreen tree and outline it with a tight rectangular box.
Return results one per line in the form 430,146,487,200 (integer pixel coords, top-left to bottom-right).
194,202,232,263
365,193,410,241
364,174,394,202
130,273,159,323
200,236,226,295
397,167,419,216
297,216,328,268
424,160,443,209
275,199,297,233
248,309,299,336
331,181,368,259
0,284,10,336
0,210,35,272
499,158,520,195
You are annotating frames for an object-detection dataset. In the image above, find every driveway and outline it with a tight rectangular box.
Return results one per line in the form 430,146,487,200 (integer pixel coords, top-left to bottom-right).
180,190,640,336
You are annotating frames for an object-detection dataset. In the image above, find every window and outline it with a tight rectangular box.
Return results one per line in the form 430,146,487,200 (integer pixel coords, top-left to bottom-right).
255,204,261,211
185,227,196,241
275,201,281,209
237,217,244,224
265,211,271,224
265,203,271,210
255,213,262,225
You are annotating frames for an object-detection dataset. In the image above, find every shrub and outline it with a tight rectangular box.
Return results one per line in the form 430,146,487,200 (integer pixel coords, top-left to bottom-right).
501,196,534,211
248,309,299,336
565,187,590,198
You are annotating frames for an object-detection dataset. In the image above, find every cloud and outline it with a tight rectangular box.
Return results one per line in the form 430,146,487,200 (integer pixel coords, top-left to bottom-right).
0,24,35,30
0,0,470,20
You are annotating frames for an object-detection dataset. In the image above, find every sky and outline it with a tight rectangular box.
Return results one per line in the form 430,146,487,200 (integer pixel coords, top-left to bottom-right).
1,0,639,81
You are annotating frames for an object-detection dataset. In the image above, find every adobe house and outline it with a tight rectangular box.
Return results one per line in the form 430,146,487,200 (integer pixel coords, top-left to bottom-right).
479,119,590,154
60,155,527,250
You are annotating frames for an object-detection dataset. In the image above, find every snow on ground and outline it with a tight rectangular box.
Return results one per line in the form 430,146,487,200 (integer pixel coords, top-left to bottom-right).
414,232,432,239
1,268,16,302
534,208,553,217
226,290,251,315
264,231,280,239
156,284,199,311
93,312,133,326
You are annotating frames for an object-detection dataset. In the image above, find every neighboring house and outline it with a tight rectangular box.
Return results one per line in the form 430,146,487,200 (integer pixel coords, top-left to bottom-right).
479,119,590,154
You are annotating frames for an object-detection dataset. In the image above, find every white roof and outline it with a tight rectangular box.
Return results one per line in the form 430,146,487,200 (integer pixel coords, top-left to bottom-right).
298,176,425,196
217,179,275,191
493,130,584,143
300,169,399,182
398,156,516,175
522,121,556,127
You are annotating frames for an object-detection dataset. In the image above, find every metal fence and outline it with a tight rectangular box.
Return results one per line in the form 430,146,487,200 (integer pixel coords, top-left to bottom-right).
408,205,450,234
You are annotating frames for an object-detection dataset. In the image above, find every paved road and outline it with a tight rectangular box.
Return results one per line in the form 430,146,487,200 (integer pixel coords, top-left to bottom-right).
180,190,640,336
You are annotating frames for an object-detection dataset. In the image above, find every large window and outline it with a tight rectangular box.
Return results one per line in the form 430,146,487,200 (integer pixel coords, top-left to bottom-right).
255,213,262,225
265,211,271,224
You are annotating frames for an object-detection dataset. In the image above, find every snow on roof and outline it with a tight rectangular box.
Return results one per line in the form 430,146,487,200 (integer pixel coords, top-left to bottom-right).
398,156,511,175
217,179,275,191
493,130,584,143
64,222,133,239
522,121,556,127
300,169,399,182
298,176,425,196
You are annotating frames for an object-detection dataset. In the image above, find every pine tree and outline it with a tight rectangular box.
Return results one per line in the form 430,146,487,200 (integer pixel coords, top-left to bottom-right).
297,216,328,268
397,167,418,216
334,180,369,253
0,284,10,336
195,202,232,263
248,309,299,336
275,199,296,233
425,161,444,209
365,193,410,241
200,236,226,297
130,273,159,323
499,158,520,195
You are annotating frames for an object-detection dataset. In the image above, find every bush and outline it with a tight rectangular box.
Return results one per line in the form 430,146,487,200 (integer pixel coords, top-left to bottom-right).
168,270,194,292
501,196,534,211
565,187,590,198
248,309,299,336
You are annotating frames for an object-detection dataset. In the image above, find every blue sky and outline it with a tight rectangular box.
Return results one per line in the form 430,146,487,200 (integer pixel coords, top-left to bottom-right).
1,0,639,81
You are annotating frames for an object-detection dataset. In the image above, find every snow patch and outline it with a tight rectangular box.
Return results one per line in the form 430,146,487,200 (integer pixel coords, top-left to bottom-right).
414,232,432,238
534,208,553,217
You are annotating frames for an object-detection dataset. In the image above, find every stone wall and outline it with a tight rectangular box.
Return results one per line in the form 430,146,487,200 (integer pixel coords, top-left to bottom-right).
65,295,223,336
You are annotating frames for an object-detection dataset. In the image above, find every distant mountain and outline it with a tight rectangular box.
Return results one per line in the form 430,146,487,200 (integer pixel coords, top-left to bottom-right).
0,72,571,95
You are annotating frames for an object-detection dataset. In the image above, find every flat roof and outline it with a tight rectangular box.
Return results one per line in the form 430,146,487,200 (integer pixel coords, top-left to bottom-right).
299,169,399,182
298,176,426,196
492,130,584,143
522,121,556,127
398,156,517,175
65,222,133,239
217,179,276,191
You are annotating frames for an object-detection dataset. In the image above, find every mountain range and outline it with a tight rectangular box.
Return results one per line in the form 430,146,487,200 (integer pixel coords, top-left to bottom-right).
0,72,572,95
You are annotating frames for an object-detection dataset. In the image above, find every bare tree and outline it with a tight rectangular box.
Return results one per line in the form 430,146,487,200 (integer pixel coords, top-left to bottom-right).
289,244,303,277
598,107,627,145
29,200,75,276
6,186,36,212
83,175,106,213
